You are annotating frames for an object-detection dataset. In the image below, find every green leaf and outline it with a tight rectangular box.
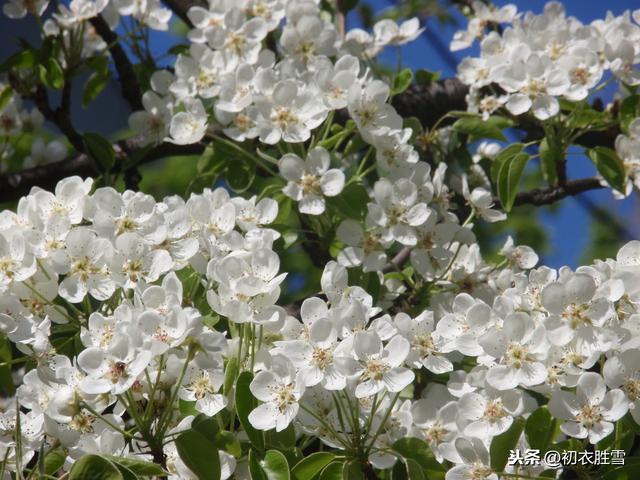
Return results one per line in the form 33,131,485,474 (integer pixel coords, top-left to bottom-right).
328,182,369,219
405,459,426,480
111,463,137,480
620,95,640,134
588,146,627,194
539,138,560,184
266,423,296,449
453,115,511,141
202,313,220,329
223,357,239,397
602,465,640,480
104,456,166,477
490,417,525,472
69,455,124,480
178,398,199,416
392,438,445,479
82,71,112,107
391,458,426,480
0,49,38,72
392,68,413,95
191,414,220,444
319,462,344,480
217,430,242,458
261,450,290,480
226,157,256,193
497,152,529,212
43,448,66,476
403,117,424,142
415,69,441,85
491,143,524,183
292,452,335,480
84,132,115,172
249,449,268,480
235,371,265,451
0,85,13,111
45,58,64,89
0,336,15,395
525,407,557,452
569,107,609,129
175,429,221,480
342,460,364,480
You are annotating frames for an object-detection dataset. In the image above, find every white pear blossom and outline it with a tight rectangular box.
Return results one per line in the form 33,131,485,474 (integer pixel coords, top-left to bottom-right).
549,372,628,444
278,147,345,215
248,355,305,431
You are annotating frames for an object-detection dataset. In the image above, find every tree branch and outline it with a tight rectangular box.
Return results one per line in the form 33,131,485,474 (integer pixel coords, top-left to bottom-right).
161,0,204,27
89,15,143,111
9,77,86,153
493,177,605,208
0,141,204,203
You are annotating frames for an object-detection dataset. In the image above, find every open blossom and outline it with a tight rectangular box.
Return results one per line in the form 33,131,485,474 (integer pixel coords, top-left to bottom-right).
450,1,517,51
3,0,49,18
279,147,345,215
336,331,414,398
168,99,208,145
373,18,424,47
479,312,548,390
248,355,305,432
52,0,108,28
4,0,640,478
367,178,429,246
549,372,628,444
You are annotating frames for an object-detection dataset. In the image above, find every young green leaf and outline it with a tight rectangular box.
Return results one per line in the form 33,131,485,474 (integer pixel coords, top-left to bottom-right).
620,95,640,134
291,452,335,480
491,143,524,183
249,449,268,480
588,146,627,194
392,438,445,479
415,69,441,85
525,407,557,452
103,456,166,477
261,450,290,480
69,454,124,480
84,132,115,172
393,69,413,95
82,72,112,107
539,138,560,184
490,417,525,472
235,371,265,451
497,152,529,212
453,116,511,141
175,429,221,480
318,462,344,480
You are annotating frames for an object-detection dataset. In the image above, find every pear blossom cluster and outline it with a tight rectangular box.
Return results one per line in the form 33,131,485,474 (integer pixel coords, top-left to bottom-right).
127,0,423,148
454,2,640,120
1,0,640,478
0,175,639,478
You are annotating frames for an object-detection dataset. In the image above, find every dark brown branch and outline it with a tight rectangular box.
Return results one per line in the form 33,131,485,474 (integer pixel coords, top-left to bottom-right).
493,177,605,208
0,141,204,203
392,79,469,129
161,0,205,27
89,16,143,111
9,77,86,153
